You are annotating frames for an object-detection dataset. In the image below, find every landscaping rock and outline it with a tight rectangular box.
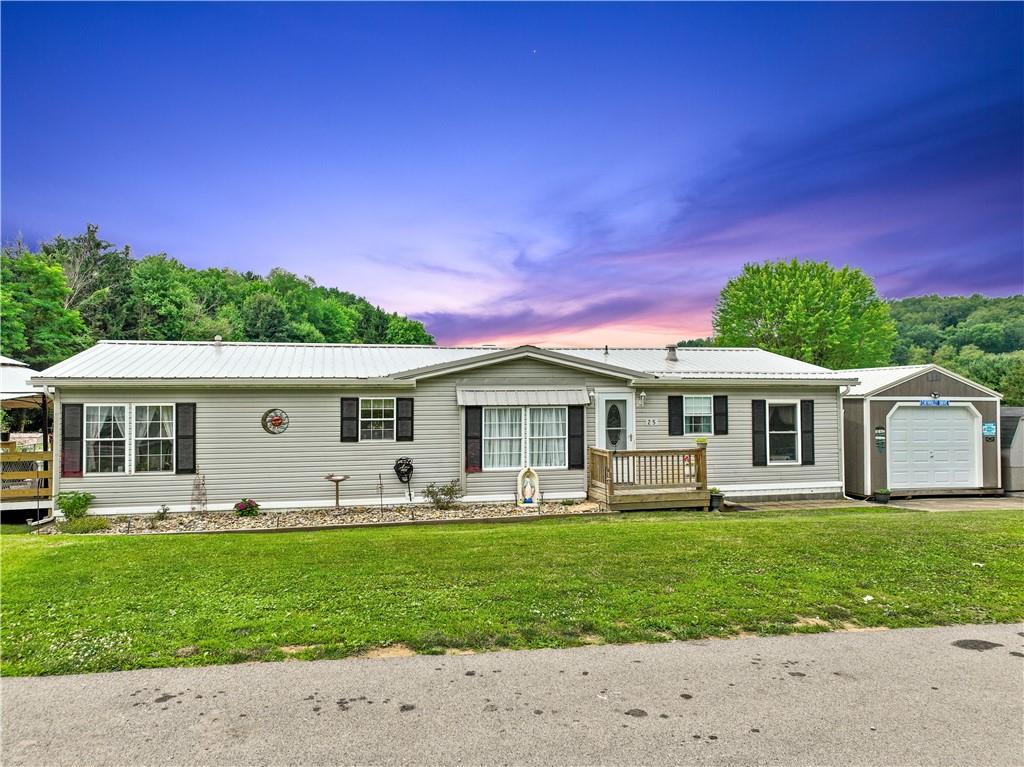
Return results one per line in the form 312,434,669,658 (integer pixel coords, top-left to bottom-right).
39,501,606,535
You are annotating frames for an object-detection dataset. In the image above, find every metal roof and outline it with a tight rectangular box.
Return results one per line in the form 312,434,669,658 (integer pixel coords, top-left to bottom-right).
456,386,590,407
840,364,1001,398
34,340,856,384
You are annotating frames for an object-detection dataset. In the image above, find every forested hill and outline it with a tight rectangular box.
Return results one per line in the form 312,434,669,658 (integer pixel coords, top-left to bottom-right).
1,226,434,369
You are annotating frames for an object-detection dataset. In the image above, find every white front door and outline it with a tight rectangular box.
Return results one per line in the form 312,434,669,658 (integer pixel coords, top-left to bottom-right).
887,404,980,489
596,391,635,451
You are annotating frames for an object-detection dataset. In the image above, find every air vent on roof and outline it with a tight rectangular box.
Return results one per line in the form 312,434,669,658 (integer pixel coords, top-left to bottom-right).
665,345,678,362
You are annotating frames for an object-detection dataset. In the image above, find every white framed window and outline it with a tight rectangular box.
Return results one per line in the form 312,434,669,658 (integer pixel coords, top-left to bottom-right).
483,407,523,470
767,402,800,464
84,404,128,474
683,395,713,435
528,407,568,468
360,397,395,441
134,404,175,473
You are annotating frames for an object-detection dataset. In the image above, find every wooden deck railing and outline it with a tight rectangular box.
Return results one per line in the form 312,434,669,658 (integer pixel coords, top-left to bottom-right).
0,441,53,500
588,446,706,497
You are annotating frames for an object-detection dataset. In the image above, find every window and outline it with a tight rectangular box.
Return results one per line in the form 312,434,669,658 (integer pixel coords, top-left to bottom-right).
360,398,395,441
134,405,174,472
767,403,799,463
683,395,713,435
84,405,127,474
528,407,568,468
483,407,522,469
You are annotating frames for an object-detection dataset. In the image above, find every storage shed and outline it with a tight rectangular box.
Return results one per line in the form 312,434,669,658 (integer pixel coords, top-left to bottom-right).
840,364,1002,498
1001,406,1024,492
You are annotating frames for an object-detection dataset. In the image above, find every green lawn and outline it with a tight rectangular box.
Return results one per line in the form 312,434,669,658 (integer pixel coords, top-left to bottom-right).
2,507,1022,677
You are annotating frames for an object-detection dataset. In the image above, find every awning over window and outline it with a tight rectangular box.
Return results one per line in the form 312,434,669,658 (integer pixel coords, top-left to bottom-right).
456,386,590,407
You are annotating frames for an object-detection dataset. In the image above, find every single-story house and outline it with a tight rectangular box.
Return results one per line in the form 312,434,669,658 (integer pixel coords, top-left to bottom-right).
33,340,860,514
1000,406,1023,492
839,364,1002,498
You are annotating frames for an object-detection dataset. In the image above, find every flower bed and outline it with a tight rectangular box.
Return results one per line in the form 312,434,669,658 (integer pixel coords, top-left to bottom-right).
39,501,607,535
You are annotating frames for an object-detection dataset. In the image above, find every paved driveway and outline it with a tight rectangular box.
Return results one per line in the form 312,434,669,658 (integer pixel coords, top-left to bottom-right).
3,624,1022,766
888,496,1024,512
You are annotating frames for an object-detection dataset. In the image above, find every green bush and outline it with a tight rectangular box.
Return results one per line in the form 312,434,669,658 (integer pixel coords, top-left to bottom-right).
422,480,464,510
55,491,96,520
58,516,110,534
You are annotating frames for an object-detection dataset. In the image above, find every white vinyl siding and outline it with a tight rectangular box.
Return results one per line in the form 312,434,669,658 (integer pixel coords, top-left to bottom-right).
683,395,713,435
84,404,127,474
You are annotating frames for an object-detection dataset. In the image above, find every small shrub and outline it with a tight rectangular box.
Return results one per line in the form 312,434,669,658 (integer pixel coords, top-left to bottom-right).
709,487,722,495
58,516,110,534
55,491,96,520
423,480,464,510
234,498,260,516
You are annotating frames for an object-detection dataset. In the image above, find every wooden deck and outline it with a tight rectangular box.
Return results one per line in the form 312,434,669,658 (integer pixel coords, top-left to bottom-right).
1,441,52,501
588,447,710,511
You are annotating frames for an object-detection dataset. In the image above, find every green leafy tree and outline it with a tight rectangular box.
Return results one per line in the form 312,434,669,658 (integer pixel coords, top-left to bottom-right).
0,250,91,367
385,314,435,344
128,255,201,340
712,259,897,368
239,292,291,341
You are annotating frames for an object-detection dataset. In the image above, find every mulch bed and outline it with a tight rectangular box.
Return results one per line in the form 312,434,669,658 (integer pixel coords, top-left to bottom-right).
40,501,608,535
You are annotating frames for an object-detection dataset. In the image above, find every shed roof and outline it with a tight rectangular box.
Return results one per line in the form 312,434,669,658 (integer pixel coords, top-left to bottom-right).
840,364,1001,398
33,340,856,384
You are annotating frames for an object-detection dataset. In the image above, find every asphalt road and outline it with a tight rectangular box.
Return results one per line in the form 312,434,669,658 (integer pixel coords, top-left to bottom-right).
3,624,1022,766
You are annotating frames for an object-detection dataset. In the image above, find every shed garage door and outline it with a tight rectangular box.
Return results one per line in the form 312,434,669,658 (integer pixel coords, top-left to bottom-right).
888,406,977,489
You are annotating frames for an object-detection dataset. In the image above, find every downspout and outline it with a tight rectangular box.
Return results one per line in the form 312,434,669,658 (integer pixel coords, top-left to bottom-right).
838,385,854,500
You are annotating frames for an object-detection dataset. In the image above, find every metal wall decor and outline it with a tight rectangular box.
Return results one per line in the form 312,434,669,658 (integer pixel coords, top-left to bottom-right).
261,408,290,434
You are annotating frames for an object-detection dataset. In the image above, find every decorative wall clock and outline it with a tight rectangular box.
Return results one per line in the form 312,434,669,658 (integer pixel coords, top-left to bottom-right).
261,409,289,434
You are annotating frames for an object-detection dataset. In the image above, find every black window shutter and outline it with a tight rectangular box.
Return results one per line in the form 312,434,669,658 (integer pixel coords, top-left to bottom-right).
175,403,197,475
396,398,414,441
752,399,767,466
567,405,585,470
668,396,684,436
465,406,483,473
340,397,359,442
800,399,815,466
61,403,84,478
713,395,728,435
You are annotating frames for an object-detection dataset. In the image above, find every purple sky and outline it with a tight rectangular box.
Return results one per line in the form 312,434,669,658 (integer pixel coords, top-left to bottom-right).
3,3,1022,346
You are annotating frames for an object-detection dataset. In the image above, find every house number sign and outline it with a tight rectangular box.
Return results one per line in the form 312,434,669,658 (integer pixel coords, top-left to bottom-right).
261,409,290,434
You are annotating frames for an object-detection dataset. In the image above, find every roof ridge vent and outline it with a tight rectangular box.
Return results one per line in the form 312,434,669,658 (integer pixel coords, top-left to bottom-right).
665,344,678,362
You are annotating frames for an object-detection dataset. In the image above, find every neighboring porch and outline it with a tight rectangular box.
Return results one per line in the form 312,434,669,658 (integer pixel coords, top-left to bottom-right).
587,447,710,511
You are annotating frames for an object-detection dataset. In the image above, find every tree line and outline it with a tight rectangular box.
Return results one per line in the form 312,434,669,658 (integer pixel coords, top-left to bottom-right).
685,259,1023,405
1,225,434,369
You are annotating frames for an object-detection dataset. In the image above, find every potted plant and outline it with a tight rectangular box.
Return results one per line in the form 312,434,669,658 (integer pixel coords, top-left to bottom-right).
694,437,708,450
709,486,724,511
234,498,261,516
873,488,891,504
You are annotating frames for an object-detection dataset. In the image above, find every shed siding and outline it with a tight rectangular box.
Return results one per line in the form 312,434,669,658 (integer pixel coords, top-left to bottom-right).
634,387,842,494
875,369,994,399
843,397,866,496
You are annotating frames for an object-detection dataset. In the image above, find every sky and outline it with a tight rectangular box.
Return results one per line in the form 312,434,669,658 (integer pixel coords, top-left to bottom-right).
3,2,1022,347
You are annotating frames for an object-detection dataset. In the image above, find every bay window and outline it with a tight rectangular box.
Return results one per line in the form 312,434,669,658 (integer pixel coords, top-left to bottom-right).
483,407,522,469
84,405,127,474
767,402,799,463
483,406,568,470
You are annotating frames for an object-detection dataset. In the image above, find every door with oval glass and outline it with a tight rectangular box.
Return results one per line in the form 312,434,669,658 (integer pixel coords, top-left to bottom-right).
596,391,635,452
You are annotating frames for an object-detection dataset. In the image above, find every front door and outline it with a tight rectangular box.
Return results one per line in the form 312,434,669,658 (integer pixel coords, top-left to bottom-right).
596,391,635,451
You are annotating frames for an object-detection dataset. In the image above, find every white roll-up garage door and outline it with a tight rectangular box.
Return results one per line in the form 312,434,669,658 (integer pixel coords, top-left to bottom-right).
888,405,978,489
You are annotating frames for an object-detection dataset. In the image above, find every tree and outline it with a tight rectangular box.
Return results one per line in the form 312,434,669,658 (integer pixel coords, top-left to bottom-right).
0,250,91,367
385,314,434,344
239,292,291,341
127,255,201,340
712,259,896,369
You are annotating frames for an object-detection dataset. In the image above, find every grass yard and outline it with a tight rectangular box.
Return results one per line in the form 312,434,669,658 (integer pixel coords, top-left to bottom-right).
2,507,1022,676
